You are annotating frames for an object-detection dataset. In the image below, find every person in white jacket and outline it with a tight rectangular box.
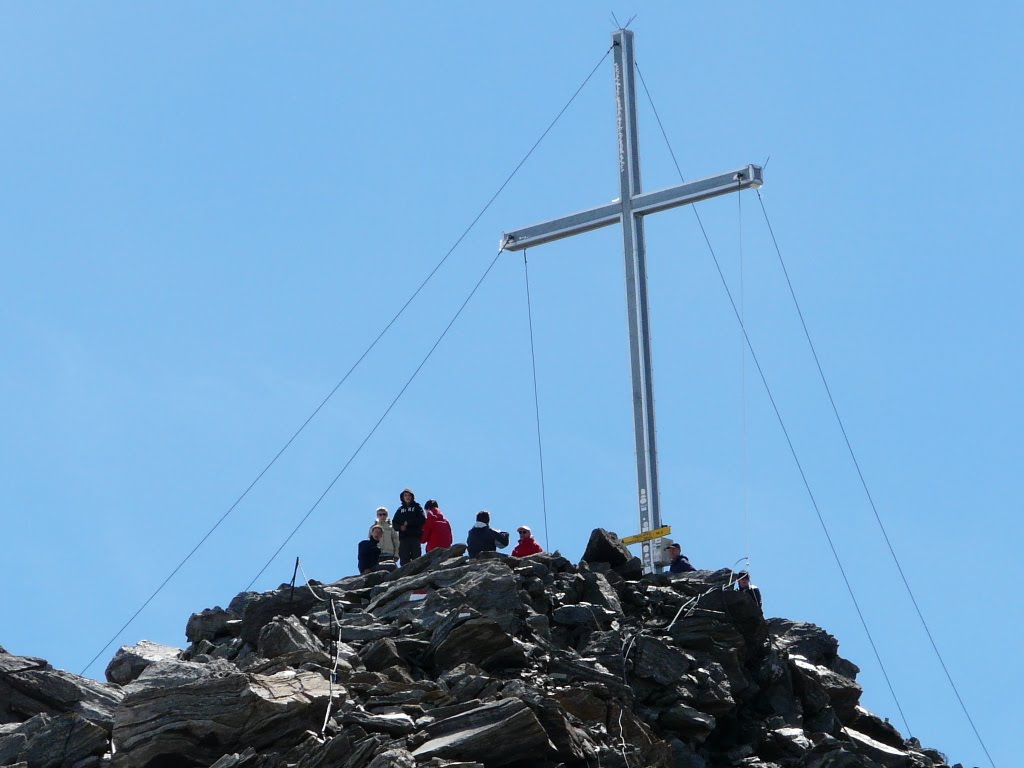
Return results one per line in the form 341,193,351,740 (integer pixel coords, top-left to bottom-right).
371,506,400,563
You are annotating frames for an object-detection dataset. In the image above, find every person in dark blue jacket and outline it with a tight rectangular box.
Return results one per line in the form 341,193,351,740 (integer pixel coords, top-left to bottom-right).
358,526,384,574
467,510,510,557
667,543,696,574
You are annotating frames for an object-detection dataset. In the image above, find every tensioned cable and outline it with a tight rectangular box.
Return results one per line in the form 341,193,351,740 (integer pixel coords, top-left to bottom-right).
634,61,913,736
78,47,611,676
522,248,551,551
244,244,508,590
756,191,997,768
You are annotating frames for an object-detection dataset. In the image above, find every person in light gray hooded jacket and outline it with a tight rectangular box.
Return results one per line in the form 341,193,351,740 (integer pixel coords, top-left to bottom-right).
371,506,400,562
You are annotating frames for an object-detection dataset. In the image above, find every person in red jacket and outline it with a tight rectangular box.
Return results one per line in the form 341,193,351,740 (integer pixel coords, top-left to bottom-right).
421,499,453,552
511,525,543,557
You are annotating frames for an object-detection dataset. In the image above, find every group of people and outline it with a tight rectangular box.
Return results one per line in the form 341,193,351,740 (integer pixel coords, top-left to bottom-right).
355,490,756,602
357,488,544,574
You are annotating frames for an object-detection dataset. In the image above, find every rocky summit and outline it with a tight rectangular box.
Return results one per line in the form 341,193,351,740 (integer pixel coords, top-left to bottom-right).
1,529,957,768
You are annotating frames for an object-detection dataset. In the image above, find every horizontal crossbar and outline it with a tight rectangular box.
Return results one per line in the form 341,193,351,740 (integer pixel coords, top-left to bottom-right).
502,164,763,252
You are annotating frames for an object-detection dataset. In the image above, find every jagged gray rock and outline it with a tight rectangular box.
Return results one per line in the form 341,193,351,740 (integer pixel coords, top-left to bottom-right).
0,711,108,767
105,640,181,685
111,668,331,766
0,649,123,728
411,699,553,765
3,529,957,768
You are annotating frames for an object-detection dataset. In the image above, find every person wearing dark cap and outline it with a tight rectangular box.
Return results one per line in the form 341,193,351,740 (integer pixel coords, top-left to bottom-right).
511,525,543,557
734,570,762,608
392,488,426,565
358,525,384,574
667,542,696,573
466,510,509,558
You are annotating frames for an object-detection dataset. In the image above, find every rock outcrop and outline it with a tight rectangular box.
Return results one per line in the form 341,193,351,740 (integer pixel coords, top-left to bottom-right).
0,531,957,768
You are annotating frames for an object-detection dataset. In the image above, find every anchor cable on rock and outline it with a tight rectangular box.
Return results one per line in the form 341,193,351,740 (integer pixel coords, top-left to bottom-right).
755,190,997,768
522,248,552,552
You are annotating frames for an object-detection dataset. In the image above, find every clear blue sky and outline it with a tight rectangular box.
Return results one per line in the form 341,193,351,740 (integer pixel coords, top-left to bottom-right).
1,5,1019,766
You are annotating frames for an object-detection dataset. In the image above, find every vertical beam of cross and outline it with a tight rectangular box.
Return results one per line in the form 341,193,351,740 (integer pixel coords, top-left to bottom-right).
501,29,762,573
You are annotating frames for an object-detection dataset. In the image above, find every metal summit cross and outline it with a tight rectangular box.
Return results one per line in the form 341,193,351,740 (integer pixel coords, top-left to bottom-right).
501,29,763,574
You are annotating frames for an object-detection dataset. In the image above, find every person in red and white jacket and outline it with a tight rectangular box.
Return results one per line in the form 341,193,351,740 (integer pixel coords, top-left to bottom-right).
421,499,453,552
511,525,543,557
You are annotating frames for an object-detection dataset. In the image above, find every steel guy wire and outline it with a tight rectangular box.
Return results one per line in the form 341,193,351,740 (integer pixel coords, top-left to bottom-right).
78,46,611,676
634,60,913,737
522,249,551,552
756,190,997,768
244,244,509,590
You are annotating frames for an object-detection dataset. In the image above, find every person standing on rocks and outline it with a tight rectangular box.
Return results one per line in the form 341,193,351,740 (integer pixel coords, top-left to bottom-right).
467,510,510,557
735,570,762,608
392,488,426,565
667,542,696,573
371,506,401,563
421,499,453,552
358,525,384,574
511,525,543,557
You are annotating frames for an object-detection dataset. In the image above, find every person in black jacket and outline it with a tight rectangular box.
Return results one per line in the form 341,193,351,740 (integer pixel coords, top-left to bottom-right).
358,526,384,574
392,488,426,565
667,543,696,574
467,510,510,557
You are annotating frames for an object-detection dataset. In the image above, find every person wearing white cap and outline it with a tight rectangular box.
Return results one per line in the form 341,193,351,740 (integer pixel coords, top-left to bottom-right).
511,525,543,557
370,507,400,563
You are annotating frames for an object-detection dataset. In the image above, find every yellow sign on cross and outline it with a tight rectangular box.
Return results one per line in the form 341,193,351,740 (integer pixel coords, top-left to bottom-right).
621,525,672,545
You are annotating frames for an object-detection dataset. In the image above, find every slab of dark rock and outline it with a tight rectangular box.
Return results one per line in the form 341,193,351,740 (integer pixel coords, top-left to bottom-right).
209,748,258,768
757,725,814,760
577,572,624,615
545,654,631,698
580,528,632,569
842,726,913,767
186,607,240,644
768,618,857,676
382,545,467,582
0,711,109,768
368,560,524,636
338,710,416,736
0,650,123,729
105,640,182,685
359,638,405,673
120,657,235,695
658,702,716,741
366,749,417,768
550,685,609,724
606,701,673,767
0,712,109,768
630,634,693,687
849,705,905,750
238,585,324,646
336,623,400,644
550,603,617,630
790,657,862,723
258,615,326,659
523,694,596,763
678,657,736,717
429,609,515,671
112,669,332,766
411,698,554,766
